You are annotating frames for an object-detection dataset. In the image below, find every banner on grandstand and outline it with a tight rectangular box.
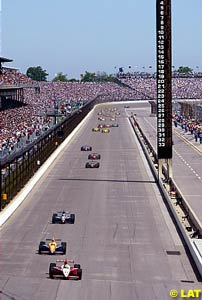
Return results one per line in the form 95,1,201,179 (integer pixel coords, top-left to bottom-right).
156,0,172,159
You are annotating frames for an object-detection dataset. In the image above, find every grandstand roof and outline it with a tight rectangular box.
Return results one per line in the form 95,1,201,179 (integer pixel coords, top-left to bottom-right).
0,57,13,63
3,66,18,71
0,84,22,90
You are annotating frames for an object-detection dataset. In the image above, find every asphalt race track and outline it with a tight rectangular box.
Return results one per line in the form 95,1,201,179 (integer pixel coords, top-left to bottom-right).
0,103,201,300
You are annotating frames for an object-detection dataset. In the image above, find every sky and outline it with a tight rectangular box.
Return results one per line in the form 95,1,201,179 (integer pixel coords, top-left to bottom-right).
1,0,202,80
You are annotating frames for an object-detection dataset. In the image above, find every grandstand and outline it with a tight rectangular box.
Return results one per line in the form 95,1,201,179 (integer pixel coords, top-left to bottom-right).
0,57,26,110
1,58,202,154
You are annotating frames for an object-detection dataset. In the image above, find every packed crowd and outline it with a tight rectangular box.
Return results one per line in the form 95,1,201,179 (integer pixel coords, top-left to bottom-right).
173,114,202,144
120,77,202,99
117,70,202,79
1,67,202,156
0,67,34,86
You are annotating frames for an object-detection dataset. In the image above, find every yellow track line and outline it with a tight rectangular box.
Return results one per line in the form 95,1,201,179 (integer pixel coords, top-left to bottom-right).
174,130,202,156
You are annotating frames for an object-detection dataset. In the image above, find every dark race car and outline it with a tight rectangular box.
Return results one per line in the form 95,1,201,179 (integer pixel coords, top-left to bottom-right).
88,153,101,160
52,211,75,224
81,145,92,151
85,161,100,168
49,259,82,280
112,123,119,127
39,237,67,255
98,116,105,121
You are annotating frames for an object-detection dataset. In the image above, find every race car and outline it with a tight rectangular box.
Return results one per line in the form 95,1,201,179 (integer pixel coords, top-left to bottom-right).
112,123,119,127
102,128,110,133
85,161,100,168
52,211,75,224
38,237,67,255
103,124,111,128
92,127,100,132
49,259,82,280
81,145,92,151
98,124,104,129
88,153,101,160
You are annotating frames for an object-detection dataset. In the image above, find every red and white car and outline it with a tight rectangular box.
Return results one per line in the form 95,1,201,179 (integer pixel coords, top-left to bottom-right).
49,259,82,280
88,153,101,160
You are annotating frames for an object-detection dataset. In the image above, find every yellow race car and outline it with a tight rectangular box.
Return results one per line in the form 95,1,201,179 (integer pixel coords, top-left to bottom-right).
92,127,100,132
102,128,110,133
39,237,67,255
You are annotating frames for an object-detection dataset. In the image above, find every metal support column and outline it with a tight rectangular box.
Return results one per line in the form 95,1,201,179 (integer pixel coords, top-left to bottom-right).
156,0,173,182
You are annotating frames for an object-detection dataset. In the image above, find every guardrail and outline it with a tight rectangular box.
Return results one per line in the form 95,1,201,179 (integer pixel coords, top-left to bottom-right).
129,115,202,277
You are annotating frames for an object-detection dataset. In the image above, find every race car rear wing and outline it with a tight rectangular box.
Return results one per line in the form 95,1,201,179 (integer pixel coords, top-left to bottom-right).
56,259,74,263
46,238,62,241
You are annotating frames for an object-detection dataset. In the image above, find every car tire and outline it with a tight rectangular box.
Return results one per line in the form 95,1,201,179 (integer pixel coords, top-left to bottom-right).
39,241,45,254
49,263,56,279
70,214,75,224
61,242,67,254
74,264,81,269
52,214,57,224
77,268,82,280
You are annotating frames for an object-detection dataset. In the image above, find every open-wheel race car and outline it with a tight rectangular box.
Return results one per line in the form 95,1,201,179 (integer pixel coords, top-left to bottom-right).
81,145,92,151
101,128,110,133
98,116,105,121
52,211,75,224
112,123,119,127
85,161,100,168
103,124,111,128
39,237,67,255
92,127,100,132
88,153,101,160
49,259,82,280
97,124,104,129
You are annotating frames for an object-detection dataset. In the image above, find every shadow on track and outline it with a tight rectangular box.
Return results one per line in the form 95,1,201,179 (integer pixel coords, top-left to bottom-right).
58,178,156,184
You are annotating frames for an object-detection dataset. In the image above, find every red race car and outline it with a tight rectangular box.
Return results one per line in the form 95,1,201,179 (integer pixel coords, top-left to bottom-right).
49,259,82,280
88,153,101,160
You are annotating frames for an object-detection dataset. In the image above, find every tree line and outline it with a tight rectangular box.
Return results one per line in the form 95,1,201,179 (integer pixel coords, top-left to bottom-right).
26,66,195,82
26,67,118,83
